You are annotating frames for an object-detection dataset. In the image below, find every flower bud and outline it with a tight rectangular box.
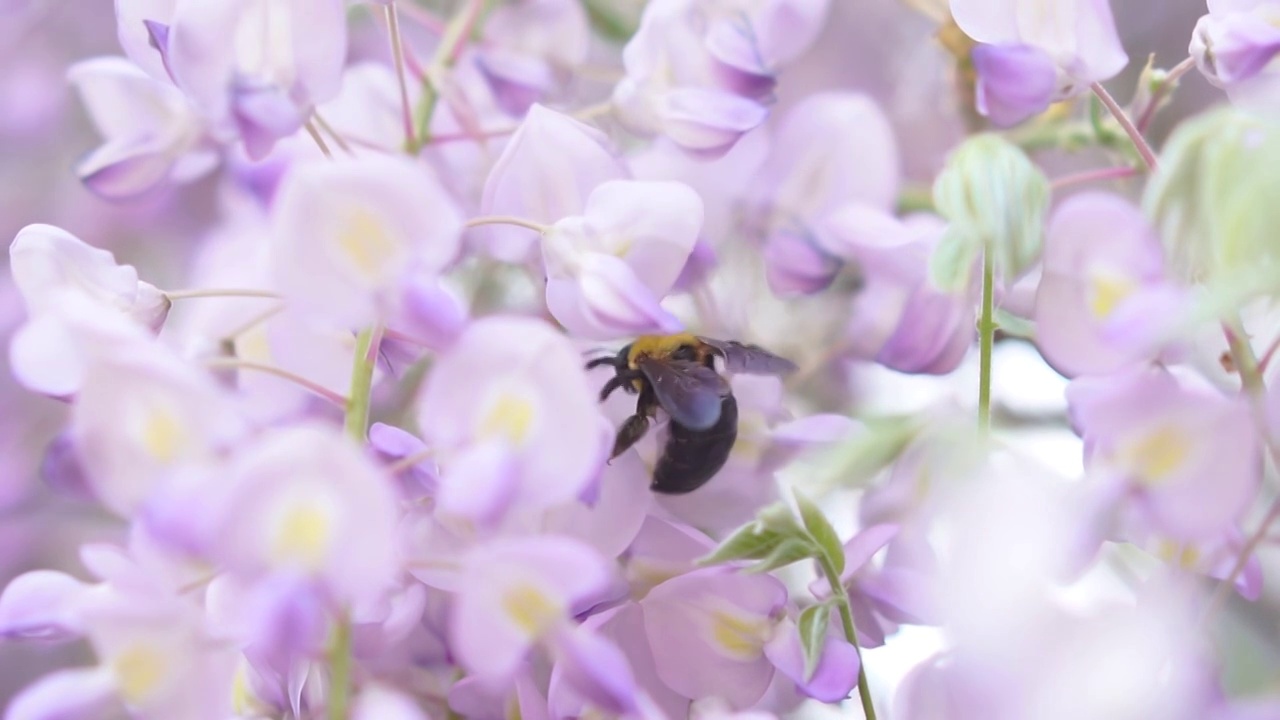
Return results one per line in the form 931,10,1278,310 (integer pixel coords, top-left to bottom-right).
931,134,1049,289
1142,107,1280,308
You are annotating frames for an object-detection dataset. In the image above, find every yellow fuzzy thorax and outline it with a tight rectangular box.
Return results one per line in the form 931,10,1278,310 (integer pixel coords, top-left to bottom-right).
625,333,700,368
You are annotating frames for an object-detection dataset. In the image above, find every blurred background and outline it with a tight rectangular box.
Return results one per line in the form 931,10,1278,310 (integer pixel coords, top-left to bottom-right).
0,0,1231,709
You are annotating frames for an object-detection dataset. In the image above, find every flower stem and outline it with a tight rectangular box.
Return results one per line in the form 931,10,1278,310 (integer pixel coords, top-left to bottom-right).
818,555,876,720
978,246,995,434
412,0,484,147
305,118,334,160
344,327,381,441
162,288,281,301
464,215,550,233
1049,165,1138,191
326,615,352,720
1090,81,1159,171
202,357,348,407
384,2,418,152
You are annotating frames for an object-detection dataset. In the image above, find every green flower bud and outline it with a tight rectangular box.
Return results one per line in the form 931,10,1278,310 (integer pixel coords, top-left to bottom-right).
1143,108,1280,309
931,134,1050,291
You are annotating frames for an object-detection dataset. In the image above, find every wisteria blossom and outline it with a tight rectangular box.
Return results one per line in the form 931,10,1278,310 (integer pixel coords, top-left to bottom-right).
5,1,1280,719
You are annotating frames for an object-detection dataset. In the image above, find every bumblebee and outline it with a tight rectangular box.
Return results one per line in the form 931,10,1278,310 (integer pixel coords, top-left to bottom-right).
586,333,797,494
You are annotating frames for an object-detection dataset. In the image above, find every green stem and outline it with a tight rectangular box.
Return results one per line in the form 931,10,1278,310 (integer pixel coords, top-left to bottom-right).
326,616,352,720
819,555,876,720
344,327,380,441
410,0,483,149
978,247,995,434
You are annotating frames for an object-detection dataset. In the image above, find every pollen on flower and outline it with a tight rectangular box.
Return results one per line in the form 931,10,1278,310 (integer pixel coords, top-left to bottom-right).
479,392,537,446
336,206,400,283
502,582,563,636
1118,424,1192,484
270,497,336,569
137,405,186,464
1086,270,1137,320
111,643,168,705
706,605,772,662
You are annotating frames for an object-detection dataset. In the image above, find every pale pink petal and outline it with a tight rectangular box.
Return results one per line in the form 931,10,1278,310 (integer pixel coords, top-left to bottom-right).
5,667,118,720
0,570,89,641
659,87,769,158
436,441,517,528
353,685,430,720
972,43,1058,127
479,104,628,263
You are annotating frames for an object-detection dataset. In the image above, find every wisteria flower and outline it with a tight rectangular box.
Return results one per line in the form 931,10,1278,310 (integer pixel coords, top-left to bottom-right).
542,179,702,339
478,103,628,263
475,0,590,116
1034,192,1188,377
812,209,975,374
270,154,463,328
67,56,216,198
1191,1,1280,110
157,0,348,158
612,0,775,157
951,0,1128,123
417,316,607,524
1067,366,1261,541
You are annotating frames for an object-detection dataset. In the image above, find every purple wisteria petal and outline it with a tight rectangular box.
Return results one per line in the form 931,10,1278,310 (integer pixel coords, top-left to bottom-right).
436,441,517,528
67,56,210,197
418,316,603,514
367,422,439,499
231,78,305,160
0,570,89,641
1192,7,1280,87
270,154,463,328
475,51,554,117
478,104,628,263
1035,192,1170,377
10,224,170,330
951,0,1128,91
452,536,612,684
5,667,119,720
749,93,900,227
210,424,401,606
547,624,640,715
972,43,1059,127
762,615,859,702
763,229,842,297
841,524,901,578
641,568,788,709
704,21,776,100
114,0,179,81
1068,367,1261,540
166,0,346,144
659,87,769,158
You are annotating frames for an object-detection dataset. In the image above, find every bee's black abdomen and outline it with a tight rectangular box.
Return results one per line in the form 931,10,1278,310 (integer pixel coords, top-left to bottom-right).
652,395,738,494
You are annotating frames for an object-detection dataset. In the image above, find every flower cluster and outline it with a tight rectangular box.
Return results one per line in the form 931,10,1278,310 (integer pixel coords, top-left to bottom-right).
3,0,1280,719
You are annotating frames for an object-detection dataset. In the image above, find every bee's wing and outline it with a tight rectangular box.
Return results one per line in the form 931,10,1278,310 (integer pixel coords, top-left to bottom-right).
636,357,730,431
697,337,798,376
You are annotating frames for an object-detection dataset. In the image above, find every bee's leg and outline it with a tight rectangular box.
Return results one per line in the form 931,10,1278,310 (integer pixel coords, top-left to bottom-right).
585,355,621,370
610,414,651,460
598,369,644,401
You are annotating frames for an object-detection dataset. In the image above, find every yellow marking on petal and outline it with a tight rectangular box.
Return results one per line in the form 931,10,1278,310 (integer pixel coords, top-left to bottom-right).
479,393,536,445
336,207,399,282
1119,424,1191,485
140,405,185,463
708,608,772,662
112,644,167,705
270,500,335,569
1086,272,1137,320
502,582,562,636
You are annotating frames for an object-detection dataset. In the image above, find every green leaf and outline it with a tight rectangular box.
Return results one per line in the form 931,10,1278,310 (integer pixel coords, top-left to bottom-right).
992,308,1036,340
794,490,845,577
808,414,922,492
746,537,818,574
697,524,787,567
797,604,830,683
